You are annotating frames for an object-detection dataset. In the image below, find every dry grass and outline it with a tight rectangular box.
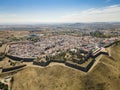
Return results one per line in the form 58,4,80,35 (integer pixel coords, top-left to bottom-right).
10,44,120,90
12,66,85,90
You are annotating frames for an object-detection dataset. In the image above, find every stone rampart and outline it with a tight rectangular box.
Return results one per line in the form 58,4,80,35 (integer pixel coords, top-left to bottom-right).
65,61,86,71
91,52,109,58
2,64,26,72
33,61,50,66
6,54,35,62
50,59,65,63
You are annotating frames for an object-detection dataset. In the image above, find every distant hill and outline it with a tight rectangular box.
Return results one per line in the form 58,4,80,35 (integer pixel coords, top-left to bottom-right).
12,43,120,90
67,22,120,30
0,22,120,31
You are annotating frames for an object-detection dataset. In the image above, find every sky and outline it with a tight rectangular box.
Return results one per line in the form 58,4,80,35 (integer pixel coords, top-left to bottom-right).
0,0,120,24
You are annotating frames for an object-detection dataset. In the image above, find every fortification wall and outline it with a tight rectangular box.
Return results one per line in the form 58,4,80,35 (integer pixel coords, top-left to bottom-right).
4,41,119,72
50,60,65,63
33,59,65,67
104,41,120,48
2,64,26,72
0,57,5,61
33,61,51,66
65,59,95,72
92,52,109,58
6,54,35,62
85,59,95,71
33,58,95,72
65,61,86,71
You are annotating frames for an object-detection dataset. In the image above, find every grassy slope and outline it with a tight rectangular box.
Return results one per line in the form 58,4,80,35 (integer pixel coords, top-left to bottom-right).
12,44,120,90
12,66,85,90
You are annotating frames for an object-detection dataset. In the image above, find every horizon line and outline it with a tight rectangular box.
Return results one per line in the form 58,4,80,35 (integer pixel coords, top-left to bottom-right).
0,21,120,25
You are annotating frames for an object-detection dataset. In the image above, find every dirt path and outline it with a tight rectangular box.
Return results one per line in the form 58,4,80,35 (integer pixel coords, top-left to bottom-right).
101,61,119,72
106,48,111,56
48,62,66,67
88,55,102,73
23,62,86,73
23,62,44,68
23,62,66,68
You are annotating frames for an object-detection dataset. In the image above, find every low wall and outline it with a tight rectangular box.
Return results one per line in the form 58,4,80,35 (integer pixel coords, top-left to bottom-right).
0,68,24,78
65,59,95,72
65,61,86,72
6,54,35,62
104,43,115,48
33,59,65,67
33,61,51,66
2,64,26,72
104,41,120,48
85,59,95,71
33,59,95,72
33,60,87,71
0,56,5,61
92,52,109,58
50,59,65,63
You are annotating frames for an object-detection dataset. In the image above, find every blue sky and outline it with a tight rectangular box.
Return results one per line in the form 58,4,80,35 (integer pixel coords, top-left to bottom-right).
0,0,120,23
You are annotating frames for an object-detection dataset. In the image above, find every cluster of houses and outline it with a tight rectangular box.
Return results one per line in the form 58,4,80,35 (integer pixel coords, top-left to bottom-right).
8,35,119,58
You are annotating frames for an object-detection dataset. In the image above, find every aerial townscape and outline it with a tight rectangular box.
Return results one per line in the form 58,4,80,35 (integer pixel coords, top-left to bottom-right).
0,0,120,90
0,23,120,90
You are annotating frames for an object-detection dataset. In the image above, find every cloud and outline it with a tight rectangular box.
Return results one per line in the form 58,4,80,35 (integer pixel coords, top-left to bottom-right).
59,4,120,22
0,4,120,23
0,14,18,18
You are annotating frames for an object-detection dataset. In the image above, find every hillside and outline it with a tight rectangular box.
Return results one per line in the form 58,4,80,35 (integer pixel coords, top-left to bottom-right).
12,43,120,90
